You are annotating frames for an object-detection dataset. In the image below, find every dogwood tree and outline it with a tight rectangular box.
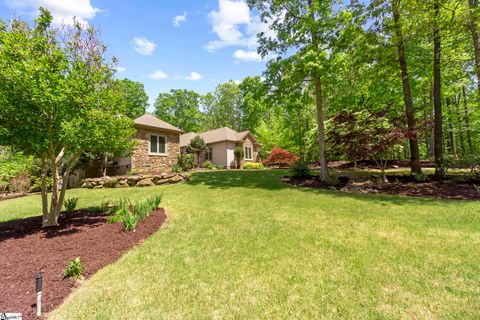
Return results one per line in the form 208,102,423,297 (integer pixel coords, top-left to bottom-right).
0,9,135,227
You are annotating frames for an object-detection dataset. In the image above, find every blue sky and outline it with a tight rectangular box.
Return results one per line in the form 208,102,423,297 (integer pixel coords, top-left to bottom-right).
0,0,270,109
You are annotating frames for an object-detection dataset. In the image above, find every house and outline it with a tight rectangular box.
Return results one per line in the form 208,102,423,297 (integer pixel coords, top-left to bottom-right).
180,127,262,168
108,114,183,175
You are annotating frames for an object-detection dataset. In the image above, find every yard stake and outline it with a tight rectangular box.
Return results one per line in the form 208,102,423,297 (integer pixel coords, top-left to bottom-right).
36,273,42,317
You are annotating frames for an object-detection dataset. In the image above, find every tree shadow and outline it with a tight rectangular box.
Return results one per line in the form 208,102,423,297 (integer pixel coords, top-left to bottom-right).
185,170,478,207
0,211,107,242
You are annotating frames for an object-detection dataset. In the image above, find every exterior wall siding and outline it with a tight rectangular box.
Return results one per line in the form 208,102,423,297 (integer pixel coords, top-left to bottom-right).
131,127,180,174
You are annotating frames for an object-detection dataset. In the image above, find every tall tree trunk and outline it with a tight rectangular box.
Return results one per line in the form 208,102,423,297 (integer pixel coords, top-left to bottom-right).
428,84,435,158
468,0,480,96
462,86,473,151
454,94,466,157
446,97,458,159
433,0,444,177
314,76,329,181
392,0,422,175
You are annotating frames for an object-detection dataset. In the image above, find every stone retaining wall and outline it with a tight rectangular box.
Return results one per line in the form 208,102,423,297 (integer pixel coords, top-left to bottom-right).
81,173,188,189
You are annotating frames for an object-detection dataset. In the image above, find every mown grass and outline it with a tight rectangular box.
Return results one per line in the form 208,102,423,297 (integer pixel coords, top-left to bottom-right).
1,170,480,319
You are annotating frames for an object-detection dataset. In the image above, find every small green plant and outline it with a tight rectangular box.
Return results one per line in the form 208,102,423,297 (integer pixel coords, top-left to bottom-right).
289,160,310,178
146,195,162,211
243,162,265,170
121,211,139,231
325,173,339,186
413,173,427,182
474,184,480,194
103,178,119,188
202,160,215,169
63,257,83,279
88,201,111,214
63,197,79,214
172,163,182,173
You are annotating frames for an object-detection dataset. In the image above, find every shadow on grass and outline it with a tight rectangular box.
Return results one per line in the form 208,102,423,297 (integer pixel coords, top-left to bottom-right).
186,170,476,207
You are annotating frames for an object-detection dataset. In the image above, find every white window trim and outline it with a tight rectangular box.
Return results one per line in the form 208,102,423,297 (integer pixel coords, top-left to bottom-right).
244,147,252,160
148,133,168,156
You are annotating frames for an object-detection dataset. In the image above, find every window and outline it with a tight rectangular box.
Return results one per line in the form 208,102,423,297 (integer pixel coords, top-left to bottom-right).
150,134,166,155
244,147,252,160
206,147,213,161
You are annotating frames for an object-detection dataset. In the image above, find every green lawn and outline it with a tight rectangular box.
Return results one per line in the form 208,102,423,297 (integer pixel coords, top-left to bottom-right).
2,170,480,319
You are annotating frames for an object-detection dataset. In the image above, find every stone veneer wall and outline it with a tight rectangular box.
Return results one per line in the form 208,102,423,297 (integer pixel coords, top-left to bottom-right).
132,127,180,174
239,136,261,165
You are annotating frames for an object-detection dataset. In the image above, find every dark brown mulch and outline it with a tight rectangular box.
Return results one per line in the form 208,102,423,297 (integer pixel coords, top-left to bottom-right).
286,176,480,200
0,209,166,319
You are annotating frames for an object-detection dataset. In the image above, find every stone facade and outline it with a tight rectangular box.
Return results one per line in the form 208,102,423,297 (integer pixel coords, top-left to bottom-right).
131,127,180,174
238,134,261,166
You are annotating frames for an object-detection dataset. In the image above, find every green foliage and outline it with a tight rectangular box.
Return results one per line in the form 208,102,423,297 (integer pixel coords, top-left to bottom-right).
186,136,208,167
63,197,79,214
290,160,311,178
202,81,243,131
88,201,111,214
109,195,162,231
63,257,83,279
325,173,340,186
243,162,265,170
413,173,427,182
154,89,203,132
202,161,215,170
0,9,135,226
177,154,194,171
474,185,480,195
103,178,119,188
234,147,244,159
172,164,182,173
113,78,149,119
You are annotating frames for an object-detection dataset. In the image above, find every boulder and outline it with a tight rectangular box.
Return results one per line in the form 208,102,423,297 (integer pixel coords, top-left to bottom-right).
161,173,175,180
152,175,163,183
127,175,142,186
168,174,184,183
136,178,154,187
154,179,170,185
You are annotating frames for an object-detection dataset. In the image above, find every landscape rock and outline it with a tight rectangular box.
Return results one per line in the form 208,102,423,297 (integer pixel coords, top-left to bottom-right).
136,178,155,187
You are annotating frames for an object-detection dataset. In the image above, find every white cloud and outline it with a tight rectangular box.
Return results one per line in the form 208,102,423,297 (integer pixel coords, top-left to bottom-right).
205,0,277,52
115,66,126,73
148,70,168,80
185,72,202,81
233,49,261,62
174,12,187,27
5,0,100,25
133,37,156,55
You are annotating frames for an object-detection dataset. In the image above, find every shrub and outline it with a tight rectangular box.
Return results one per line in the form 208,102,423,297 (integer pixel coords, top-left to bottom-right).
63,257,83,279
234,147,244,169
413,173,427,182
243,162,265,170
103,178,119,188
264,147,298,168
64,197,79,213
290,160,311,178
325,173,339,186
202,160,215,169
338,175,350,185
29,176,53,193
474,184,480,195
9,171,31,193
177,154,194,171
172,164,182,173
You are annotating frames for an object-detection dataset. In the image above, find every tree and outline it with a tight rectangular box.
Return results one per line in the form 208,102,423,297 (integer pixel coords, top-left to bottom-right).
391,0,422,175
202,81,243,131
328,110,406,182
433,0,444,177
114,79,149,119
239,76,269,131
0,9,135,227
249,0,347,181
154,89,203,132
186,136,208,167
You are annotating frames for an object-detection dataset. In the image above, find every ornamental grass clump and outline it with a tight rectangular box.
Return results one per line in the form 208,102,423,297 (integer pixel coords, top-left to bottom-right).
110,195,162,231
63,197,79,214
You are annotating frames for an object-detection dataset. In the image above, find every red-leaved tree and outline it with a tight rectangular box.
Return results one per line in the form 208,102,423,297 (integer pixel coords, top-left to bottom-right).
264,147,299,167
327,110,406,182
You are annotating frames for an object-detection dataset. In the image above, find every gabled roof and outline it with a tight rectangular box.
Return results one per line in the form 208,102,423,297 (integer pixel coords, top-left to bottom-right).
180,127,261,147
134,114,183,133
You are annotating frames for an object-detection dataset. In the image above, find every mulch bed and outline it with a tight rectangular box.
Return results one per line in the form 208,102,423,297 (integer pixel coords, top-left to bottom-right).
286,175,480,200
0,209,166,319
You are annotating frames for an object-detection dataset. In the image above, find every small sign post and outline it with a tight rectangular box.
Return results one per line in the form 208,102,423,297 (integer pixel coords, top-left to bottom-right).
35,273,42,317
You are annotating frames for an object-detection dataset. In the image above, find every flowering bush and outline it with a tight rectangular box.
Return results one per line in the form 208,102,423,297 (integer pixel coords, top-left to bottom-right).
263,147,298,167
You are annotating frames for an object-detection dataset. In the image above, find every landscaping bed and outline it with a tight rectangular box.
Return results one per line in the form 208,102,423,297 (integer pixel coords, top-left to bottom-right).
285,174,480,200
81,172,188,188
0,209,166,319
